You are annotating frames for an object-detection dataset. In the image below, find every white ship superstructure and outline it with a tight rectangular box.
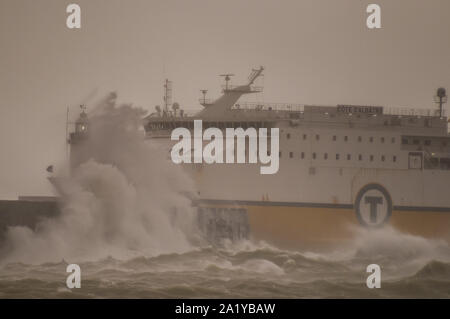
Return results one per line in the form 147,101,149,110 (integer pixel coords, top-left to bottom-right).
70,67,450,248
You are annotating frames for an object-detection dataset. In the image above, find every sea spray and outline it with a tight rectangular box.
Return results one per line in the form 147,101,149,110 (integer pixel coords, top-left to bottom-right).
300,225,450,281
0,92,201,264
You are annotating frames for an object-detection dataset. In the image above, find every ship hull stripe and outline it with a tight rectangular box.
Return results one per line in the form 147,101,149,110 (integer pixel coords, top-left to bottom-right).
195,199,450,212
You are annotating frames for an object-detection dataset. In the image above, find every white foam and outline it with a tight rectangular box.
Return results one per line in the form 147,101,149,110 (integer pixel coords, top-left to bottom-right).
2,93,200,264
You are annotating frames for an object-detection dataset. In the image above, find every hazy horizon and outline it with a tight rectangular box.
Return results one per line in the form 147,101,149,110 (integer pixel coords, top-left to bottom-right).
1,0,449,199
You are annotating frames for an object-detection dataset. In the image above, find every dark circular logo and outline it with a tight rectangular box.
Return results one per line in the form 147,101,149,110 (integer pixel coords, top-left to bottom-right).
355,184,392,228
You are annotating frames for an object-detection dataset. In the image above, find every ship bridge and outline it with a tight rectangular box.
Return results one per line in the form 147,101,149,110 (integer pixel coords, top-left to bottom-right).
144,68,449,138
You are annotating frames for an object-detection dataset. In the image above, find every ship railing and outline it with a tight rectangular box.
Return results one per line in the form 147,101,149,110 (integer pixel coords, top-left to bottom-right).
181,110,200,117
222,85,264,92
382,107,447,117
145,109,199,120
198,98,215,106
231,103,447,118
231,102,305,112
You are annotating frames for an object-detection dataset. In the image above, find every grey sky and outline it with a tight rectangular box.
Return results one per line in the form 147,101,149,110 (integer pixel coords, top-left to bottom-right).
0,0,449,199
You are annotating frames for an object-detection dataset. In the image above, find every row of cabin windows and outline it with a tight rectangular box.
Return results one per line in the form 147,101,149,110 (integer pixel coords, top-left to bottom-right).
402,138,448,147
279,151,397,163
147,121,271,130
286,133,395,144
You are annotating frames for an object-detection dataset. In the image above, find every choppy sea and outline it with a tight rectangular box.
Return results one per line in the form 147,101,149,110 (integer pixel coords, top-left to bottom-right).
1,236,449,298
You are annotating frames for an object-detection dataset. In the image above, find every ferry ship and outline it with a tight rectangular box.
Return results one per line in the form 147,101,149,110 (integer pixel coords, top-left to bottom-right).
70,67,450,249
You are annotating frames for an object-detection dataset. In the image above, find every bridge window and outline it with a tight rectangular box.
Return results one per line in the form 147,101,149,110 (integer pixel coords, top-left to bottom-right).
381,155,385,162
344,136,348,142
381,137,385,143
393,155,397,162
301,152,305,159
347,154,351,160
287,133,291,139
370,155,374,162
316,134,320,141
369,137,374,143
324,153,328,160
358,136,362,142
333,135,337,141
440,158,450,170
312,152,316,160
289,152,294,158
358,154,363,161
303,134,307,140
336,153,340,160
391,137,396,143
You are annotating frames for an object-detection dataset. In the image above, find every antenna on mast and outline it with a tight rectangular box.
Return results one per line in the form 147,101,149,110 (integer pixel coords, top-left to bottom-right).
219,73,234,91
65,107,69,160
199,89,214,107
434,87,447,118
163,79,172,113
201,90,208,104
